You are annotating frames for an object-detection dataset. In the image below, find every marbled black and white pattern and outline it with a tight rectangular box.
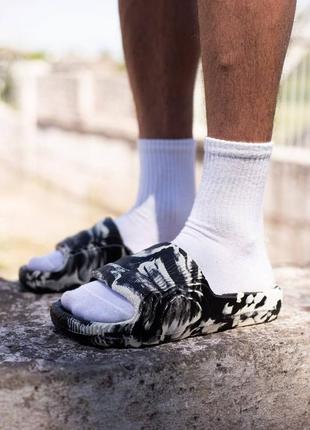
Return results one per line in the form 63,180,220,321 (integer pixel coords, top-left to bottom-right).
50,242,282,348
19,218,131,293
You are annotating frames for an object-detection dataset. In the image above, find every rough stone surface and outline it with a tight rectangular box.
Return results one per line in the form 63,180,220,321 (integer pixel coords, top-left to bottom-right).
0,268,309,430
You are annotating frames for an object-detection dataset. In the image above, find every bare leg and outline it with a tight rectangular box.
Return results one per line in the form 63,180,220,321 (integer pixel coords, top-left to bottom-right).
198,0,296,142
119,0,200,138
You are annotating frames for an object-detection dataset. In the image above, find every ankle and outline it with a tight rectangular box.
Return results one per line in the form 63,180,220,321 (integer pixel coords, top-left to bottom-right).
115,138,196,252
174,137,274,295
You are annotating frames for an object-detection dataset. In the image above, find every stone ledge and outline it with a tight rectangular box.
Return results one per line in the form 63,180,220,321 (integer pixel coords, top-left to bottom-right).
0,268,309,430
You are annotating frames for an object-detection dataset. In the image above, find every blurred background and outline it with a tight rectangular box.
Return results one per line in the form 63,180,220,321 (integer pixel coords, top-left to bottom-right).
0,0,309,279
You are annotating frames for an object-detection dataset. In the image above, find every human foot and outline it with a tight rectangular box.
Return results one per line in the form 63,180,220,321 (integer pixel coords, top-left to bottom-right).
174,137,275,295
61,280,135,323
20,138,196,293
19,217,130,293
55,137,275,324
50,243,282,348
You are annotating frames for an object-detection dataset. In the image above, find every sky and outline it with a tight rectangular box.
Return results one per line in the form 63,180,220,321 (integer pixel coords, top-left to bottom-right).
0,0,309,60
0,0,123,59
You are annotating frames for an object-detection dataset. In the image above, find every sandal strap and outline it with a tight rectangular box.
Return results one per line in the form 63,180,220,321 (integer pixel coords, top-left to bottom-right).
56,217,126,254
91,243,282,343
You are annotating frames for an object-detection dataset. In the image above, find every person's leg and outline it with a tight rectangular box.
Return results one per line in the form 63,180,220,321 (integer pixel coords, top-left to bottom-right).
58,0,200,321
120,0,199,140
26,0,200,277
174,0,296,294
114,0,200,252
198,0,296,142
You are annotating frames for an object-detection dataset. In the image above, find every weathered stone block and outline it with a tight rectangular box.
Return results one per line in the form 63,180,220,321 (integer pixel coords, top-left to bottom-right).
0,268,309,430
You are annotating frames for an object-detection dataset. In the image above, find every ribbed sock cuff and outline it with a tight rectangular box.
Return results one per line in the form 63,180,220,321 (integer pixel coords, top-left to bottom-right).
138,138,196,154
205,136,272,160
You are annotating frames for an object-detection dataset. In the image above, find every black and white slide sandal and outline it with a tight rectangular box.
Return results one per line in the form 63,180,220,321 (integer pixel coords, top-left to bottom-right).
19,218,131,293
50,242,282,348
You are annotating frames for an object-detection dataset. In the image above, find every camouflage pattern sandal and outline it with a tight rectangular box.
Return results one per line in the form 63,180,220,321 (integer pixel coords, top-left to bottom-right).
50,242,282,348
19,218,131,293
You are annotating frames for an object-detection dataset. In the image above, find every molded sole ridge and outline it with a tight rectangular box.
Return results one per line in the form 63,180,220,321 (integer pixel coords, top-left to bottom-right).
50,293,282,349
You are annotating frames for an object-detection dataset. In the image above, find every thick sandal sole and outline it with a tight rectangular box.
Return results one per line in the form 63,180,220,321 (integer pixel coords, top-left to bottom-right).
50,299,281,349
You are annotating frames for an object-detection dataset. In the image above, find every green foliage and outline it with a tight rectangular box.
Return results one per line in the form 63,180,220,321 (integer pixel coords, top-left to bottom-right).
23,51,46,61
1,73,13,103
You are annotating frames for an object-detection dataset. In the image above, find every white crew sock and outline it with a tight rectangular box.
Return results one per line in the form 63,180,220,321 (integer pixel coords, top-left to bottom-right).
27,250,65,272
114,138,196,252
27,138,196,272
61,280,135,323
174,136,275,295
60,138,196,323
